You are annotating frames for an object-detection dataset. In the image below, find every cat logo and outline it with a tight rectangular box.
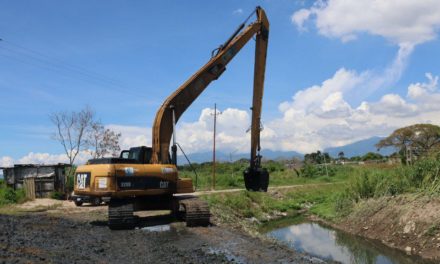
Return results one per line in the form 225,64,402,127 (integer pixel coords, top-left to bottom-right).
76,173,89,189
159,181,169,189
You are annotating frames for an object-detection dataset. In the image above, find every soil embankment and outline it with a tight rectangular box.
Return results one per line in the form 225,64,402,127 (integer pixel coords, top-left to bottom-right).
331,194,440,262
0,199,328,264
203,185,440,262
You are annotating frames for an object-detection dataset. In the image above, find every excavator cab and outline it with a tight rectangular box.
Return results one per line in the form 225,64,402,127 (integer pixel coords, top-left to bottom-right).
119,146,152,164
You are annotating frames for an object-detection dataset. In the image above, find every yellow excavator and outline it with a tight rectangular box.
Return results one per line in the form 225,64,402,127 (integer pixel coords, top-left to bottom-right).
74,6,270,229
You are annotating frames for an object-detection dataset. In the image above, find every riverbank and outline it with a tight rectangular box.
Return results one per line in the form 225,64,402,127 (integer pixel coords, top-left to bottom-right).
203,184,440,262
330,194,440,261
202,183,343,236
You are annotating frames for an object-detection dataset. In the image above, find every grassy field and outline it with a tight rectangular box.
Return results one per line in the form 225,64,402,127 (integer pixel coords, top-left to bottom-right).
197,157,440,232
178,160,351,191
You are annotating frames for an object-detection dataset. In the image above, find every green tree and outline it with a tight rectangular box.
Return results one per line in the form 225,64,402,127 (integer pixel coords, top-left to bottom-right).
338,151,345,161
376,124,440,158
361,152,383,161
304,151,331,164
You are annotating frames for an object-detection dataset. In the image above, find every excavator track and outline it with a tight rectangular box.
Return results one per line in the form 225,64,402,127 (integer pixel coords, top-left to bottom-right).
108,199,136,230
179,198,210,227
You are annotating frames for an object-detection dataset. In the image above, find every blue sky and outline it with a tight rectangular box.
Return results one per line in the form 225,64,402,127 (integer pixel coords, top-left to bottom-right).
1,0,440,165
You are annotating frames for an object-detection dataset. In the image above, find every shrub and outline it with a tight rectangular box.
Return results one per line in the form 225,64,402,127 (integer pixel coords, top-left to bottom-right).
51,191,65,200
300,164,336,178
0,187,26,206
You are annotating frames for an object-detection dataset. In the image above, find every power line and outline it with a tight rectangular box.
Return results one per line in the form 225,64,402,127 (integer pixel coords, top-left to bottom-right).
0,38,148,99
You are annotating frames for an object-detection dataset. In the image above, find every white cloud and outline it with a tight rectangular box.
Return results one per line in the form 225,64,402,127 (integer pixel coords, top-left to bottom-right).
4,72,440,161
407,73,440,112
279,68,365,116
106,124,151,151
293,0,440,46
268,72,440,153
369,94,418,117
233,8,243,15
16,152,68,164
79,72,440,154
291,8,311,31
1,156,14,167
1,151,92,167
291,1,440,98
18,151,92,165
177,108,251,153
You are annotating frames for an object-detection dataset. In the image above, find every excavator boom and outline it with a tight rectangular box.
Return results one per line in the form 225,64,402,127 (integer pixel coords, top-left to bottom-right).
151,7,270,191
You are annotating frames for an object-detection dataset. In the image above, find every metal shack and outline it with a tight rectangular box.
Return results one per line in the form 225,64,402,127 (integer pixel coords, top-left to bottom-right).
1,164,71,198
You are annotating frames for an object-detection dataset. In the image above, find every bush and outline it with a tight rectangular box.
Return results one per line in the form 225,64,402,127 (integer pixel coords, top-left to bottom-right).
0,187,26,206
51,191,65,200
301,164,317,178
300,164,336,178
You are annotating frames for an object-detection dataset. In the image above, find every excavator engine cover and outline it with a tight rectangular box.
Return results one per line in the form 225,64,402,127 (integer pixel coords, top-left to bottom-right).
243,167,269,192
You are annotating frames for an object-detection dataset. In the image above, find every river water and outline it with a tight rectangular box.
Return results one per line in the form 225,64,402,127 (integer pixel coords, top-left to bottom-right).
266,221,435,264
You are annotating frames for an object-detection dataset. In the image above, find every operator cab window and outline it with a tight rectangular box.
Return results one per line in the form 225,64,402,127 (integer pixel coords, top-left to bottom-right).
120,151,129,159
128,149,141,162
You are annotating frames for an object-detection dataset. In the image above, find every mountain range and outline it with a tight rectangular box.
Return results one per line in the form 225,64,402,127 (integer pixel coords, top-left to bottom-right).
177,136,396,164
324,136,395,158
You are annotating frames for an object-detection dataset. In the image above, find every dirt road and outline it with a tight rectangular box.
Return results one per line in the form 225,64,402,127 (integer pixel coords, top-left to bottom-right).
0,199,330,264
189,182,342,196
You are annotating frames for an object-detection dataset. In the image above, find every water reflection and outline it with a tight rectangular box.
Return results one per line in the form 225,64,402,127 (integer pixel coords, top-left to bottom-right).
141,224,171,232
267,222,433,264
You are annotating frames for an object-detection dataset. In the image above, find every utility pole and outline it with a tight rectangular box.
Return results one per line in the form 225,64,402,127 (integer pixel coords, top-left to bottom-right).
406,145,413,165
230,149,238,179
322,151,329,177
210,103,221,190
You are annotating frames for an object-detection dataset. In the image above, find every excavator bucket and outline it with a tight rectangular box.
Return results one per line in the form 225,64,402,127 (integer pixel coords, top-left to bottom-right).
243,167,269,192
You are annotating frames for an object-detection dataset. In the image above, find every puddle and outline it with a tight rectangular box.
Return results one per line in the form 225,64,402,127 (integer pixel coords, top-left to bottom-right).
140,224,171,232
266,221,435,264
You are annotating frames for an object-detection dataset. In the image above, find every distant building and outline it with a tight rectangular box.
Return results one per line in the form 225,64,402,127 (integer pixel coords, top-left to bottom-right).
1,164,71,198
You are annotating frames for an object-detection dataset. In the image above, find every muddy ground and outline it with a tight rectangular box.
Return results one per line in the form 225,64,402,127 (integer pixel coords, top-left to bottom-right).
0,199,330,264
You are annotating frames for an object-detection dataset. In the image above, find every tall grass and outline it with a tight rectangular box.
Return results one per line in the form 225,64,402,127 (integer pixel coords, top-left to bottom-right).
335,158,440,216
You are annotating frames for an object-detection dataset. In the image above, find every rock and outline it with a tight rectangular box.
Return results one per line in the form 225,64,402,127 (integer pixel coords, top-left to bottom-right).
403,221,415,234
405,246,412,254
248,217,260,224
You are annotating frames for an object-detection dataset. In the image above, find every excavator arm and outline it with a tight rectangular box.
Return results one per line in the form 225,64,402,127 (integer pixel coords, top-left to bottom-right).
151,7,270,191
